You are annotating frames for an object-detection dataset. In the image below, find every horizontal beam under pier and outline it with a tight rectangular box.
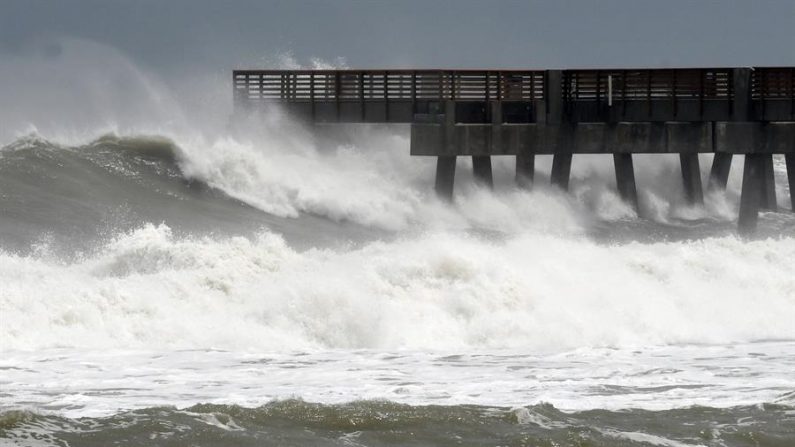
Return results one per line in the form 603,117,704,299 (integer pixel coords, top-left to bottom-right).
714,122,795,154
410,122,795,156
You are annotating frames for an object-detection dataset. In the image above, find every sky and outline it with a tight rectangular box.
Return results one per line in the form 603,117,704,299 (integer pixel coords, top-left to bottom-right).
2,0,794,79
1,0,793,140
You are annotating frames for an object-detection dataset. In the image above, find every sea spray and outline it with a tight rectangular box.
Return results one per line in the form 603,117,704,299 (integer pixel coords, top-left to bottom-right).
2,223,793,352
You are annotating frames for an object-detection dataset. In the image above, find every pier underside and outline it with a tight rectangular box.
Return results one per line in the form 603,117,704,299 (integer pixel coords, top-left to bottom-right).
415,119,795,232
410,121,795,156
234,67,795,233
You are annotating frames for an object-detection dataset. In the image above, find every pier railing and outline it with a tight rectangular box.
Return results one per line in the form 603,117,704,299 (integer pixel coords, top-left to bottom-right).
562,69,733,101
233,69,545,102
234,67,795,122
561,68,734,121
751,67,795,120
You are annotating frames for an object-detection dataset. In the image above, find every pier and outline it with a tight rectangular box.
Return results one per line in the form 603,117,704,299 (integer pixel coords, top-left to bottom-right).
233,67,795,233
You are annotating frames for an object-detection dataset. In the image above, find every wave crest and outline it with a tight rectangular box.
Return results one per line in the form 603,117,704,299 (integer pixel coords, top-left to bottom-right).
2,224,793,351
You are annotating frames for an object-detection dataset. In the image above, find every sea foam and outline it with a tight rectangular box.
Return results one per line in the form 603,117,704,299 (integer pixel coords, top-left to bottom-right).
2,223,793,352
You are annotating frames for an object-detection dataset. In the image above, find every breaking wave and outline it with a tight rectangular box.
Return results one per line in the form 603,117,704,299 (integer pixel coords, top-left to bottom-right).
0,126,794,352
2,221,793,351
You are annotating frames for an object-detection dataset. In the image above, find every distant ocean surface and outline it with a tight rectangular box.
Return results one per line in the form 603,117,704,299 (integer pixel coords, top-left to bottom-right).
1,124,794,446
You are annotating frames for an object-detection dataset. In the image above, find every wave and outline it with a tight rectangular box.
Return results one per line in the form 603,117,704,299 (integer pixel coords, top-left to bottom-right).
1,38,792,240
0,132,378,254
3,128,793,253
1,126,793,352
1,223,793,351
2,400,792,447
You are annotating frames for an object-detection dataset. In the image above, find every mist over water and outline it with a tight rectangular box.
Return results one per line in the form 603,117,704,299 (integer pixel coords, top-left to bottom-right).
1,38,794,446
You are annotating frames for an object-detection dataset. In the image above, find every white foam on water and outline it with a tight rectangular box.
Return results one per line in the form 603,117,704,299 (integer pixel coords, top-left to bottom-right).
601,429,706,447
1,224,793,352
172,120,766,232
1,342,793,418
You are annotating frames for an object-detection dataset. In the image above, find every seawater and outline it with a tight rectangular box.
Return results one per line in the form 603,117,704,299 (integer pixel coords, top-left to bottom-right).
1,120,794,446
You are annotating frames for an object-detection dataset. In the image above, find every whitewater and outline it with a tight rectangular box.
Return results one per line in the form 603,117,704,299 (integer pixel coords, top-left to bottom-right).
1,124,794,445
1,42,794,446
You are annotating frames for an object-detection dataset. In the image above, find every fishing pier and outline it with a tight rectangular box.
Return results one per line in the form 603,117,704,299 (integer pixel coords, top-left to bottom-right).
233,67,795,233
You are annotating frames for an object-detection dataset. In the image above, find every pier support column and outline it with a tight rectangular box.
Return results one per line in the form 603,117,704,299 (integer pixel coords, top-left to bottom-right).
761,155,777,211
551,153,572,191
472,156,494,188
547,71,570,191
738,154,766,234
516,152,535,189
732,67,756,234
614,154,639,212
434,100,457,201
435,156,457,201
709,153,733,190
786,154,795,211
680,154,704,205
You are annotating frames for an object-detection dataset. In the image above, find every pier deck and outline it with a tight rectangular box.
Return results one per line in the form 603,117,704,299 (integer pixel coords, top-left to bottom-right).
233,67,795,233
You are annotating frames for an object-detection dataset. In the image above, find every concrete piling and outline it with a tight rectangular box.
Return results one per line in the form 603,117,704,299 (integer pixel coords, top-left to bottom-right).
787,154,795,211
516,152,535,189
738,154,766,234
614,154,639,212
435,156,457,201
551,154,573,191
547,71,569,191
761,155,777,211
680,154,704,205
472,156,494,188
709,153,733,190
434,100,458,201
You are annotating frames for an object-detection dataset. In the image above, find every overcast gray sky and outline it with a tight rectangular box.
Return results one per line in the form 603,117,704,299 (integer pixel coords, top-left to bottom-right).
1,0,794,139
2,0,794,78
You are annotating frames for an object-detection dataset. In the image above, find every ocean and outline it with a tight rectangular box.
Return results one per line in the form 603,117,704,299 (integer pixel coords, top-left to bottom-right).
1,115,794,446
